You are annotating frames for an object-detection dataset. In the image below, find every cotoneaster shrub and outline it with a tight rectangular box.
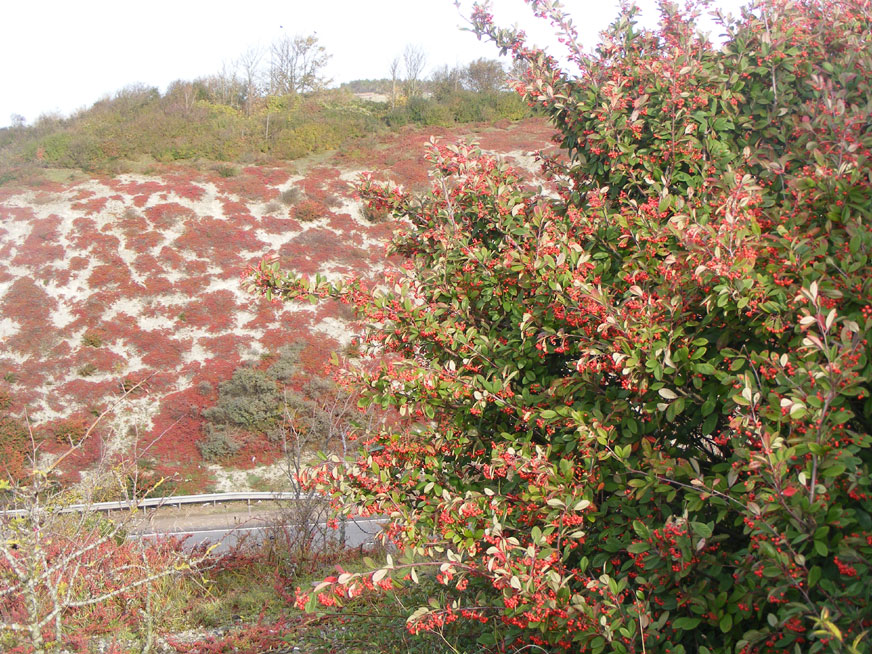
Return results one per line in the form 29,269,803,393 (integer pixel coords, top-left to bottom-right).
252,1,872,651
239,1,870,651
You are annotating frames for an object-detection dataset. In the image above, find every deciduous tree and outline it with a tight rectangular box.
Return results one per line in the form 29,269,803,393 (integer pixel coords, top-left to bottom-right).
402,44,427,99
463,57,506,93
269,33,331,95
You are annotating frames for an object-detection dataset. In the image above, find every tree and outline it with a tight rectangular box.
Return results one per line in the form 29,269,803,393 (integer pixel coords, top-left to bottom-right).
430,64,464,100
236,46,264,116
203,61,244,108
463,57,506,93
165,79,199,115
250,0,872,652
389,56,402,109
402,44,427,98
269,33,331,95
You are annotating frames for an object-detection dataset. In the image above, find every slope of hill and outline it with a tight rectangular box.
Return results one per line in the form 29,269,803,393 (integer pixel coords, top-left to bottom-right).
0,118,556,490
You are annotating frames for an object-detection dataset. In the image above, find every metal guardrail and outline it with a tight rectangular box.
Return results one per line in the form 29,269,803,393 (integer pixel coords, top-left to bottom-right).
1,492,311,518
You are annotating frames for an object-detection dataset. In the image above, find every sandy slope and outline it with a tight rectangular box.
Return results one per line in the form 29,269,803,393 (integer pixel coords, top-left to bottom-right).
0,119,556,486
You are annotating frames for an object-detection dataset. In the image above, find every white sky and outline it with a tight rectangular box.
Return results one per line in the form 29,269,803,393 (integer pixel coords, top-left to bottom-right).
0,0,746,128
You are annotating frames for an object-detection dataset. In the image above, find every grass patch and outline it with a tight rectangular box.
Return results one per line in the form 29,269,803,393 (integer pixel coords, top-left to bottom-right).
168,544,478,654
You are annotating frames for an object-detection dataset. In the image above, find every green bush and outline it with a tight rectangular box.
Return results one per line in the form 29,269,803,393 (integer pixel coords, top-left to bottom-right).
267,344,304,382
197,424,242,462
201,367,280,430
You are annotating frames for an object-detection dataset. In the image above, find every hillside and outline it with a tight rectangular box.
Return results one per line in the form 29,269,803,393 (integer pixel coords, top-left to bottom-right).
0,118,556,490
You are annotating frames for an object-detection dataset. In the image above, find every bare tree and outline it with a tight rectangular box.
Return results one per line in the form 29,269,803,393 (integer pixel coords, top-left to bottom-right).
267,377,357,559
236,46,264,115
402,44,427,99
165,79,198,115
389,56,401,109
211,60,243,108
269,33,331,95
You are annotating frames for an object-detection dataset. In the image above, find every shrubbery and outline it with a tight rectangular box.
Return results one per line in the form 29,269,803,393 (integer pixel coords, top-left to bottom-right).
198,346,350,462
0,86,533,176
198,366,281,460
252,0,872,652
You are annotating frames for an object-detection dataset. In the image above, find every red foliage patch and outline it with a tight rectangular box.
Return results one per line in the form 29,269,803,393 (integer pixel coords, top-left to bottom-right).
242,166,292,187
88,260,136,291
10,215,65,267
1,278,58,356
180,290,238,332
71,196,109,215
219,198,252,220
292,199,328,223
254,213,302,234
144,202,196,230
175,215,265,259
0,122,556,484
215,170,279,202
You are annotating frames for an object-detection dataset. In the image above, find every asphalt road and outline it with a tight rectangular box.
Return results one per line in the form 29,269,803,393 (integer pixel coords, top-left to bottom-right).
131,505,386,553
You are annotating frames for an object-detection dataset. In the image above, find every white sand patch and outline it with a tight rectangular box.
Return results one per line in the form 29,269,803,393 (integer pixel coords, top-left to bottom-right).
107,339,144,372
316,262,359,284
202,275,245,296
48,300,76,330
182,341,212,365
137,315,170,331
237,340,268,361
338,169,366,183
0,317,20,339
147,292,190,308
105,296,147,321
159,268,187,284
238,249,273,263
254,226,304,248
208,460,292,493
0,350,29,366
159,221,191,251
0,210,33,246
234,310,257,330
312,317,355,346
42,265,98,308
336,196,375,229
104,396,160,457
492,148,543,173
28,403,73,424
175,182,226,219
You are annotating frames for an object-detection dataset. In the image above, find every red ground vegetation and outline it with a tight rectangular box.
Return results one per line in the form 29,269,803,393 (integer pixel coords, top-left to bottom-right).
0,120,553,486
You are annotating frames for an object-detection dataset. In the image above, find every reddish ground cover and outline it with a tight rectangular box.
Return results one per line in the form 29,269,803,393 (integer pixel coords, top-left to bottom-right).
0,119,554,487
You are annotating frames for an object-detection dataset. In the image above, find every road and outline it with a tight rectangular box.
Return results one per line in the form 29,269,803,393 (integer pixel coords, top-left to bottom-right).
130,503,386,553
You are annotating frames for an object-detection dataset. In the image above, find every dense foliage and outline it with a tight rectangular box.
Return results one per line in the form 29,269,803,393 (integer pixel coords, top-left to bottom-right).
251,0,872,651
0,84,529,177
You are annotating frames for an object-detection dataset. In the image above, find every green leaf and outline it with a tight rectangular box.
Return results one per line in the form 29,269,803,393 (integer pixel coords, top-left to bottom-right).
821,463,845,478
808,565,822,588
691,521,713,538
789,403,807,420
673,617,701,630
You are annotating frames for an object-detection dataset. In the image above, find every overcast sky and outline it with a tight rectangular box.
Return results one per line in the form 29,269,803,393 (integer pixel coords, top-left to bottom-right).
0,0,746,128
